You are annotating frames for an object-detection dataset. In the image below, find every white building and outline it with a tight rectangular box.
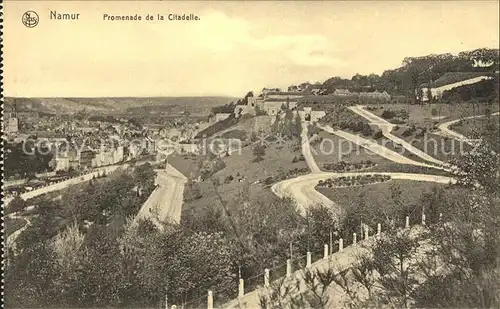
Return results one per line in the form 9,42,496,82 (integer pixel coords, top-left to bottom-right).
419,73,494,101
215,113,232,122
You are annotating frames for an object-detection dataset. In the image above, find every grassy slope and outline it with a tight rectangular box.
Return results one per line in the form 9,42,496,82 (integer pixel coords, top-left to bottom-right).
311,130,451,176
450,115,499,138
317,179,445,212
365,103,499,126
180,140,307,222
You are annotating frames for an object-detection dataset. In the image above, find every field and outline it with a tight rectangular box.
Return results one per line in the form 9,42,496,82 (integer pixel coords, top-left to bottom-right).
450,115,499,138
364,102,499,126
318,180,444,209
391,127,472,161
317,179,467,238
180,140,308,224
311,131,389,169
312,129,452,176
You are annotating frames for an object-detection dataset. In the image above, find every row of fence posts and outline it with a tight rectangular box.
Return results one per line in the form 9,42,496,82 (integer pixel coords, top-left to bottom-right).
167,212,438,309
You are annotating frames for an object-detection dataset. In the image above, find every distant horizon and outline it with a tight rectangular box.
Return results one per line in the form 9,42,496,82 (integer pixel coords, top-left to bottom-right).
5,95,238,99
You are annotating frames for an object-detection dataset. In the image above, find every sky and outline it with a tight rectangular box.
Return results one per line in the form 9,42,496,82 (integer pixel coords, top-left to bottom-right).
4,1,499,97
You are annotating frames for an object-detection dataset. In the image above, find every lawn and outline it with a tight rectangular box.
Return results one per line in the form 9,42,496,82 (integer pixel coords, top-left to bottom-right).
168,153,203,179
317,179,462,236
364,102,499,126
5,216,27,237
391,127,473,162
180,139,308,224
311,130,389,169
450,115,499,138
318,180,446,210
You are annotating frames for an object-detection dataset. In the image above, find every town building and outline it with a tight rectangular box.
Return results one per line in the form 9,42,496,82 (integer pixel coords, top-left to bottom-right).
333,89,353,96
359,90,391,101
80,149,96,169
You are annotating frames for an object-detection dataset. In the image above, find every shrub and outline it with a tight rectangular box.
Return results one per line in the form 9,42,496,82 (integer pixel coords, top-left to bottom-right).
373,129,383,139
381,110,397,119
224,175,234,183
292,156,299,163
362,124,373,136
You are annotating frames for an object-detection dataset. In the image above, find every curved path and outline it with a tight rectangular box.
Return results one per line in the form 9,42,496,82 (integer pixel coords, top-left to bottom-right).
437,112,499,145
318,124,443,170
348,105,446,167
301,122,321,173
5,215,31,250
135,164,187,226
272,171,454,216
221,107,494,308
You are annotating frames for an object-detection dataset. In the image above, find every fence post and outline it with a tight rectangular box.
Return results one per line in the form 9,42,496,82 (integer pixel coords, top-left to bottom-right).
306,252,312,268
207,290,213,309
264,268,270,288
421,213,426,225
377,223,381,237
286,259,292,278
364,226,369,240
405,216,410,228
324,244,329,259
339,238,344,252
353,233,357,245
329,231,333,255
238,279,244,298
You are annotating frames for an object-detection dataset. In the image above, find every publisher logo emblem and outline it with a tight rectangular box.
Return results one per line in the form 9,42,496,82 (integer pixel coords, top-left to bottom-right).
22,11,39,28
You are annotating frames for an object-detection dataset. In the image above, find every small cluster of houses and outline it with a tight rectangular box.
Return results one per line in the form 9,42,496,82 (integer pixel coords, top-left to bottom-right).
51,139,155,172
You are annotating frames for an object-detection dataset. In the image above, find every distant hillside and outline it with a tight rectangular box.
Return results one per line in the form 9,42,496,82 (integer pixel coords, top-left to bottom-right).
4,96,236,116
286,47,499,100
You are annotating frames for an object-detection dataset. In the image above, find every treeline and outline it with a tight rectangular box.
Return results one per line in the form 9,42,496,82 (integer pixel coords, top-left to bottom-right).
4,141,54,179
288,48,499,99
5,163,157,307
441,77,499,103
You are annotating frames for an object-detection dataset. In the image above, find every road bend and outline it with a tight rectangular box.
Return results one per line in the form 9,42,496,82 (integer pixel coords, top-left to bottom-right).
348,105,446,167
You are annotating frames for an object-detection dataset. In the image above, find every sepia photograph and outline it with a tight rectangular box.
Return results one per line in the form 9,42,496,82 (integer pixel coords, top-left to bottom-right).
2,1,500,308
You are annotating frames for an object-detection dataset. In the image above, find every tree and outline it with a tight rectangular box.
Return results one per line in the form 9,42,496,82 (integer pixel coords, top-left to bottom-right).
253,144,266,162
7,196,27,214
426,87,433,103
411,113,500,307
371,230,421,308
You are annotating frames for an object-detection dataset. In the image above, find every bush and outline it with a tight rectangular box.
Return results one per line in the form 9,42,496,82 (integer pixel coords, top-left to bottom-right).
224,175,234,183
381,110,397,119
373,129,383,139
391,117,407,124
263,176,274,185
292,156,299,163
362,124,373,136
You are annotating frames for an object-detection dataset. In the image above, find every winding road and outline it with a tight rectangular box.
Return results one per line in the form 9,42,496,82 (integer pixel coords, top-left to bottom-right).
318,124,442,169
225,115,461,308
437,111,499,145
348,105,446,167
135,164,187,226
